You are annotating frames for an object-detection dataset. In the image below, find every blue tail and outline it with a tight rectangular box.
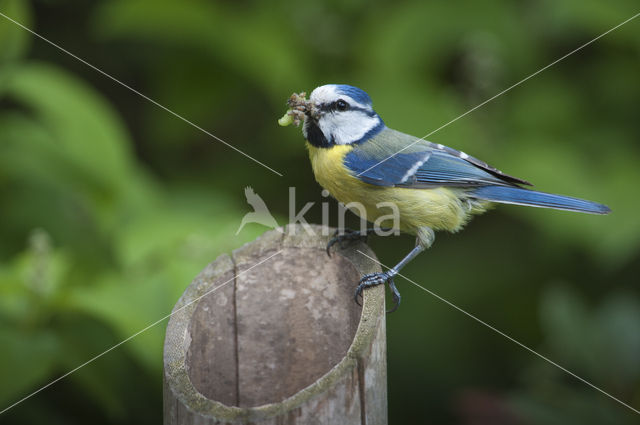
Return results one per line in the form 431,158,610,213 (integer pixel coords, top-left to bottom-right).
472,186,611,215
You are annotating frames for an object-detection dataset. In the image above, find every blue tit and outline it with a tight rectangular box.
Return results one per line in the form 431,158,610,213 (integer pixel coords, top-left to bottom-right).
280,84,610,311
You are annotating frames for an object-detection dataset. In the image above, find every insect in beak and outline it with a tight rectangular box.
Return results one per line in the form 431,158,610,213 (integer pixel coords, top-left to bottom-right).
278,92,319,127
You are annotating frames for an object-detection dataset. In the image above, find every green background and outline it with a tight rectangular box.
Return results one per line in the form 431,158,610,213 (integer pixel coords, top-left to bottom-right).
1,0,639,423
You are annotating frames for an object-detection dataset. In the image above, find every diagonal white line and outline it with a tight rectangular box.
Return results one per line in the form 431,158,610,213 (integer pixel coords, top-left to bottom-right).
357,11,640,177
0,11,283,177
356,249,640,415
0,249,283,416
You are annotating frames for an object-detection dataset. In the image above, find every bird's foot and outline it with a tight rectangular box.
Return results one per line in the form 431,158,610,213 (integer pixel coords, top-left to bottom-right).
326,228,384,257
354,271,401,313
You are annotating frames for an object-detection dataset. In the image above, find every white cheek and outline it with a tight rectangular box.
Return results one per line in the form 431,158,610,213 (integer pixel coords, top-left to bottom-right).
318,112,380,145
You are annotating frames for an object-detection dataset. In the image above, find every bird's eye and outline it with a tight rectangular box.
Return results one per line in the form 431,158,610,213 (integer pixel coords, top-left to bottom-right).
335,99,349,111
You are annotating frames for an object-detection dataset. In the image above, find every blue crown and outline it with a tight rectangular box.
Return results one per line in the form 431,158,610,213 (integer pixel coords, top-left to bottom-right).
334,84,372,106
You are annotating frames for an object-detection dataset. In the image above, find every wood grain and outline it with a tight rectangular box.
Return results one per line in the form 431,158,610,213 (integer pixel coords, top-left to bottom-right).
163,224,387,424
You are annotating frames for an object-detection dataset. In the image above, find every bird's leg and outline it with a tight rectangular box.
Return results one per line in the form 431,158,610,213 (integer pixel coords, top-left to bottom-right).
355,245,423,312
355,227,434,313
326,227,391,257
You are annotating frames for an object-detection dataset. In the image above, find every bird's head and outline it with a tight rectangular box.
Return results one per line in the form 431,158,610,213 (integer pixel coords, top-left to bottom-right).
299,84,385,148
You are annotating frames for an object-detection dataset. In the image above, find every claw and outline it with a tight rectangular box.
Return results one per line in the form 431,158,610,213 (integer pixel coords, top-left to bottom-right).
386,279,401,313
326,228,369,257
325,229,341,257
355,285,364,306
354,272,401,313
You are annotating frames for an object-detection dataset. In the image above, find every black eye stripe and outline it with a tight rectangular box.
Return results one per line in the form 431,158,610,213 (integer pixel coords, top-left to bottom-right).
319,102,375,116
320,100,349,111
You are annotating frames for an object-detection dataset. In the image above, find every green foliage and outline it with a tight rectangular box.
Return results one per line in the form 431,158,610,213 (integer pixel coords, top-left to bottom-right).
0,0,638,424
0,0,31,65
510,285,640,425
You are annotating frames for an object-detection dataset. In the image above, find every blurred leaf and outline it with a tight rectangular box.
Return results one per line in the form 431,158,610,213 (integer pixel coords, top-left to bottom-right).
67,272,171,373
67,187,262,369
0,0,31,66
4,62,135,198
0,328,58,405
592,293,640,387
93,0,308,98
515,285,640,424
539,285,596,374
55,315,137,419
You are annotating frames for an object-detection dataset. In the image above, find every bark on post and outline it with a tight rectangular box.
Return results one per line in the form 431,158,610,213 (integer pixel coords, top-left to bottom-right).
163,224,387,424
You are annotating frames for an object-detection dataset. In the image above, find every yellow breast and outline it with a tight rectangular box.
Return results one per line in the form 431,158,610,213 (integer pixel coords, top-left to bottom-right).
306,143,485,233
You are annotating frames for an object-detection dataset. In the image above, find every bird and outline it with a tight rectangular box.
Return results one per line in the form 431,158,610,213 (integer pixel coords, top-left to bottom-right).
279,84,610,312
235,186,280,235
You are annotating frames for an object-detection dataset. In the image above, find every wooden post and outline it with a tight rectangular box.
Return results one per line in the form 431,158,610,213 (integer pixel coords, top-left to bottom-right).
163,224,387,425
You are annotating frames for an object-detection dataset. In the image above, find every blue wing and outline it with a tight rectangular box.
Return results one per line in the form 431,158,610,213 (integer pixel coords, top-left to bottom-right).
344,149,432,186
345,145,510,188
343,129,610,214
408,151,512,187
